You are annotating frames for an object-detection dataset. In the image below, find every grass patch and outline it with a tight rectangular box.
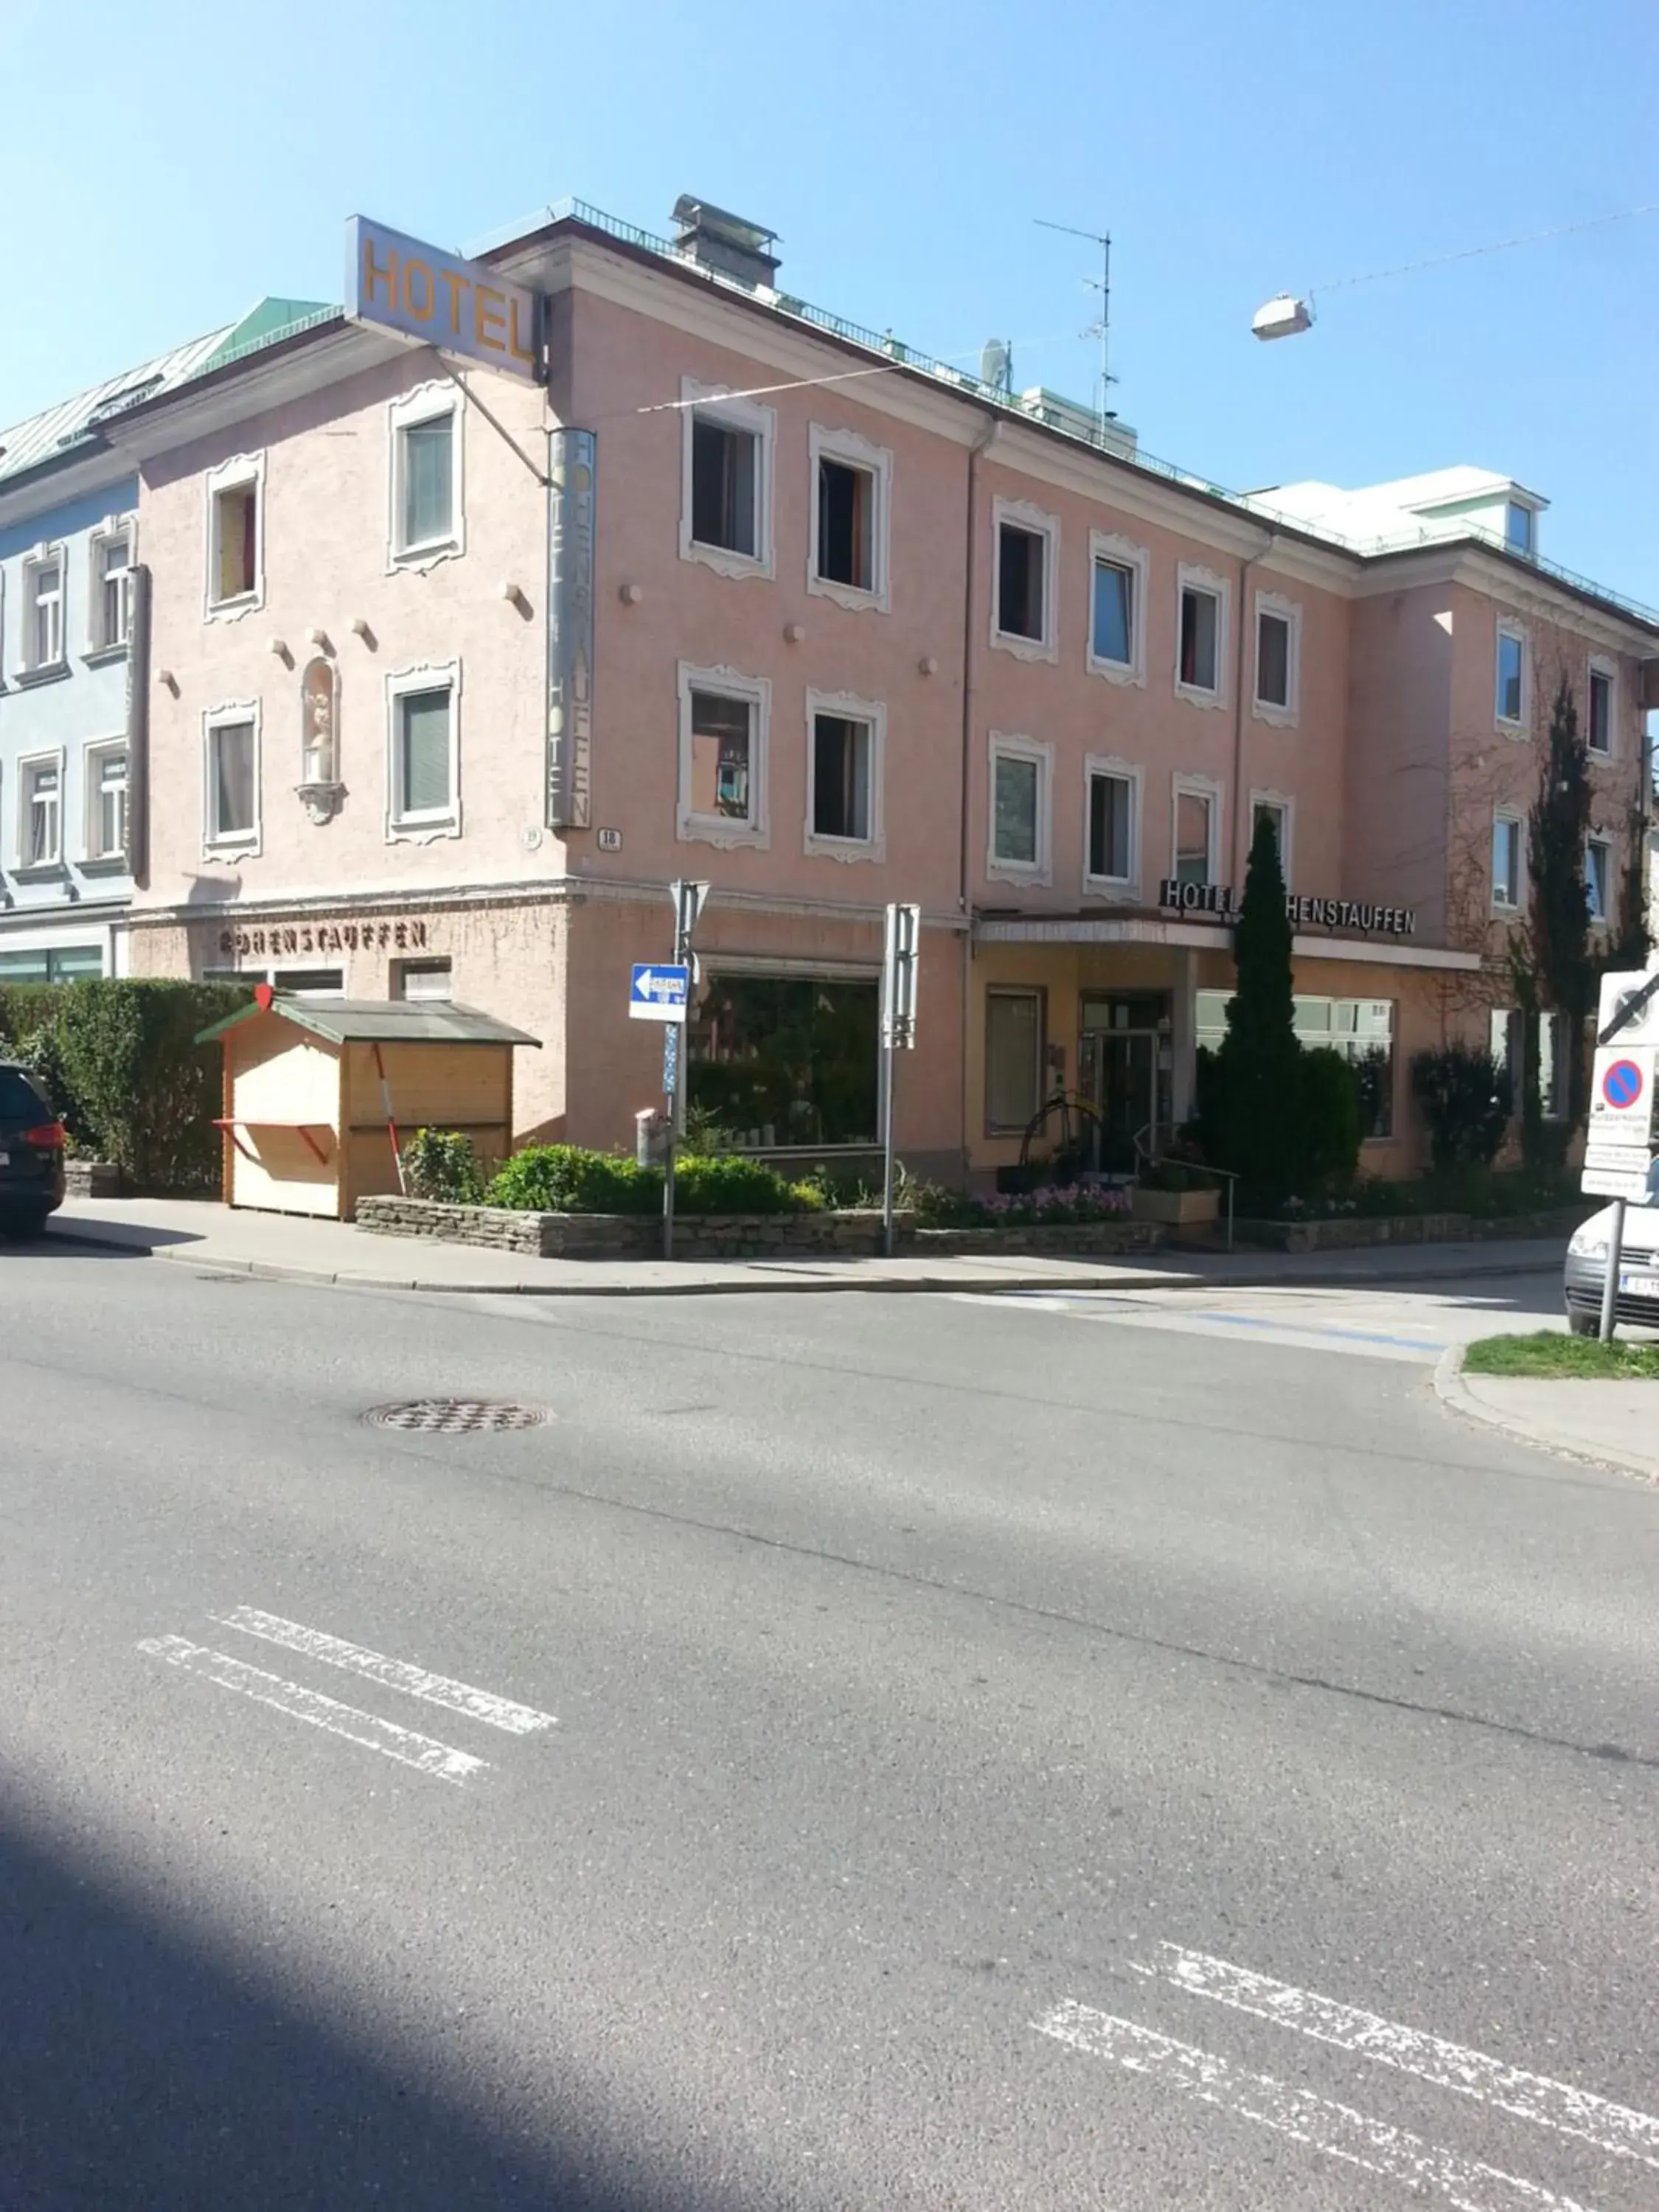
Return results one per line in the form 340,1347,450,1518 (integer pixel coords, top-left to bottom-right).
1463,1332,1659,1380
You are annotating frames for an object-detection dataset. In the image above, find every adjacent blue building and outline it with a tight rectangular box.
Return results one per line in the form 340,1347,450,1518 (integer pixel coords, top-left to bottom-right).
0,330,230,981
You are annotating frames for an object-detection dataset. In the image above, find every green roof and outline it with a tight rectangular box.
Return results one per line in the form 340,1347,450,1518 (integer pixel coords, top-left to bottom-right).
198,996,540,1048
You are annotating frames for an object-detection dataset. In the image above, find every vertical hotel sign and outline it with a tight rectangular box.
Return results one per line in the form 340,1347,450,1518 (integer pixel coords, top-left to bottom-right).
546,428,596,829
344,215,543,380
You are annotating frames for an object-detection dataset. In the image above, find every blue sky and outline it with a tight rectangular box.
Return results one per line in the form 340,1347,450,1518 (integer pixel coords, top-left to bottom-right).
4,0,1655,600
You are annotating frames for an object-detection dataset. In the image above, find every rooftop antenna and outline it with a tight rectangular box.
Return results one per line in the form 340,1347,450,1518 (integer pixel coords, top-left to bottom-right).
1035,217,1116,423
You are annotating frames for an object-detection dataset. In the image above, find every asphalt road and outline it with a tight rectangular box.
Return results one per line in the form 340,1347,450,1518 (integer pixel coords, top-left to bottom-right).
3,1246,1656,2211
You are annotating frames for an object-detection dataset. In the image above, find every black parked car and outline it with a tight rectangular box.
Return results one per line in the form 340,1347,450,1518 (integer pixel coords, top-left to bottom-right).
0,1060,66,1239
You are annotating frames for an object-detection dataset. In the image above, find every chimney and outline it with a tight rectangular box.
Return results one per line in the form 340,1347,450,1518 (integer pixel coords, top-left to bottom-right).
671,195,781,291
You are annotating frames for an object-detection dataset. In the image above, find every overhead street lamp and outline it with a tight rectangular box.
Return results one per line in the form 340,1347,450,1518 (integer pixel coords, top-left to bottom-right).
1251,293,1314,341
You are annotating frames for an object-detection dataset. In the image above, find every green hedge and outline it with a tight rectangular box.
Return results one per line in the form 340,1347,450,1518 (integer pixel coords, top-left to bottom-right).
483,1144,810,1217
0,979,251,1191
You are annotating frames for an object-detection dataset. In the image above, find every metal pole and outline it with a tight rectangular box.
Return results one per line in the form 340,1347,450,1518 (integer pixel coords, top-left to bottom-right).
880,1032,897,1258
1599,1196,1626,1343
662,905,689,1265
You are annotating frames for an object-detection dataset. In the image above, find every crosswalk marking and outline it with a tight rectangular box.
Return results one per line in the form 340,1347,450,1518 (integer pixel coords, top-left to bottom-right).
212,1607,556,1735
1143,1944,1659,2171
1034,2002,1597,2212
138,1634,487,1784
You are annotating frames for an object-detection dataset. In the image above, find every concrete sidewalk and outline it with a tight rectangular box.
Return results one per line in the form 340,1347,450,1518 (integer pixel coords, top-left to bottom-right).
32,1193,1570,1300
1436,1353,1659,1487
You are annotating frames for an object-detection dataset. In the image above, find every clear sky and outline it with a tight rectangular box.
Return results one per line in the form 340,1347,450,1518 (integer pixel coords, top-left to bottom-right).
3,0,1655,600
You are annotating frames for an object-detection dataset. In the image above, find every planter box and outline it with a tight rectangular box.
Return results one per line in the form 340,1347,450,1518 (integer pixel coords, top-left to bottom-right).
355,1195,908,1259
1132,1185,1221,1228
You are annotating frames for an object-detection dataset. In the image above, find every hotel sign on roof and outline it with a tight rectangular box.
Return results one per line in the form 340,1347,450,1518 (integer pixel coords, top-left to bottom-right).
344,215,543,382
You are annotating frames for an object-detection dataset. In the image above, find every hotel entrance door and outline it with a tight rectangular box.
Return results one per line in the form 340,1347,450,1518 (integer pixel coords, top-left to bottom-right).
1079,994,1172,1171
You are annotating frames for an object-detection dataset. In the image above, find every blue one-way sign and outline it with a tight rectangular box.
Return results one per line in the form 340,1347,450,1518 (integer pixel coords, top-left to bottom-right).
629,962,690,1022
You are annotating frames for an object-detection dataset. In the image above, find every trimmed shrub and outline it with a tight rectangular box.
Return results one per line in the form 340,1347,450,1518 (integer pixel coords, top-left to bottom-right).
1410,1044,1513,1170
482,1144,807,1217
401,1128,487,1204
1,979,249,1189
673,1153,796,1215
1298,1048,1363,1194
486,1144,661,1214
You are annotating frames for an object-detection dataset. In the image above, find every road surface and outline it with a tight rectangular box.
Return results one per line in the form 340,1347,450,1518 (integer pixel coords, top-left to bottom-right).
3,1245,1655,2209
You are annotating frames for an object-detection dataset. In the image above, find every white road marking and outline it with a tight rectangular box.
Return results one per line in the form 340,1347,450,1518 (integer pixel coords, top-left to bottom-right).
213,1607,555,1735
1144,1943,1659,2172
1033,2003,1596,2212
138,1635,486,1784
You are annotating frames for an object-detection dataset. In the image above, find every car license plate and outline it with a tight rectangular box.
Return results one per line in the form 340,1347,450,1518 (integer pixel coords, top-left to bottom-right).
0,1150,8,1166
1619,1273,1659,1298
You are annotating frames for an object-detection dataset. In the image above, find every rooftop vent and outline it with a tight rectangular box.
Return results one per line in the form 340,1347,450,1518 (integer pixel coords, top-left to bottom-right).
671,195,781,290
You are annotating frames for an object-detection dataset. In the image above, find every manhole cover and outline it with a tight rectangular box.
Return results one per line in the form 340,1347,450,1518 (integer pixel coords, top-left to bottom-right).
366,1399,548,1434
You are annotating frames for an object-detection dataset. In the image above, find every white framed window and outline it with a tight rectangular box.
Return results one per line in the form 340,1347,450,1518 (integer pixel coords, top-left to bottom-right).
86,522,133,653
985,987,1045,1134
1492,809,1524,911
202,703,261,854
205,451,265,617
1252,589,1301,723
385,662,461,841
1505,501,1537,556
389,383,464,566
1249,789,1295,883
677,662,770,849
1587,658,1615,757
21,546,66,672
804,688,884,860
991,497,1058,661
681,380,774,580
1495,619,1528,730
807,423,891,611
1086,530,1148,685
1172,772,1222,887
392,958,453,1002
1585,834,1612,925
1175,563,1228,707
17,752,63,868
987,732,1053,883
1540,1009,1568,1120
1083,754,1140,893
1489,1007,1521,1086
84,740,128,863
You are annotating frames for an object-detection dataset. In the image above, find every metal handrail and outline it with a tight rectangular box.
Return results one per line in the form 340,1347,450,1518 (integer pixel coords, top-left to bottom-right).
1135,1128,1239,1253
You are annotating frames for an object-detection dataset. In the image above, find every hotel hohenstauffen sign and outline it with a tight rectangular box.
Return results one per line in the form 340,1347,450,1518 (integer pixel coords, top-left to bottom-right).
1158,880,1418,937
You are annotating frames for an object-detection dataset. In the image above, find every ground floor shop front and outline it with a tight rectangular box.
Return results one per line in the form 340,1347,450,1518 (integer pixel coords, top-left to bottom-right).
120,882,970,1185
120,885,1488,1191
967,916,1486,1186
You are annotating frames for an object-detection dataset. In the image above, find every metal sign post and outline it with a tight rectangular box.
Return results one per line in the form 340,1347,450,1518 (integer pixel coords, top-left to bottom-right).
879,904,921,1259
661,880,709,1262
1599,1198,1627,1343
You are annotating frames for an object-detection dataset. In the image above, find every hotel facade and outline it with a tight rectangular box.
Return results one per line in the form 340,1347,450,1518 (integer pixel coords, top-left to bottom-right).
11,194,1648,1184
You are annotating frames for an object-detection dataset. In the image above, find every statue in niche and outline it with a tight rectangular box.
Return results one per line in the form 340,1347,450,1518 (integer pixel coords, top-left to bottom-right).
296,655,344,824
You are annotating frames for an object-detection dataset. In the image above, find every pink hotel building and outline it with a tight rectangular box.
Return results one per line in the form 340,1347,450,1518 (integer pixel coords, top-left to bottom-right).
93,195,1656,1185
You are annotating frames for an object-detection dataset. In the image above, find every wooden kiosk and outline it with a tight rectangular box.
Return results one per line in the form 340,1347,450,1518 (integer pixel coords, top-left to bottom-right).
200,987,539,1219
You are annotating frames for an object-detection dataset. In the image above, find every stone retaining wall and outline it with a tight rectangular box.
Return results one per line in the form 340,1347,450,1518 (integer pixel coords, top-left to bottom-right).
1239,1203,1591,1254
64,1159,122,1199
355,1195,902,1259
912,1221,1164,1256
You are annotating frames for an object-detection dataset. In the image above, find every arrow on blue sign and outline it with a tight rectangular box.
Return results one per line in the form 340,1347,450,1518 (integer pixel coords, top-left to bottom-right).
629,962,691,1021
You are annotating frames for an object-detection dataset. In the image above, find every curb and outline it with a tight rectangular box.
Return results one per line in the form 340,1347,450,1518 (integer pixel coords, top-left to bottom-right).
46,1217,1566,1299
1430,1344,1659,1487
